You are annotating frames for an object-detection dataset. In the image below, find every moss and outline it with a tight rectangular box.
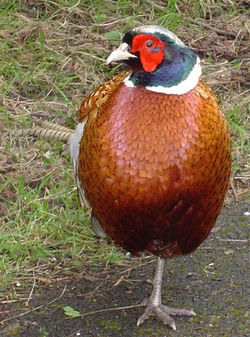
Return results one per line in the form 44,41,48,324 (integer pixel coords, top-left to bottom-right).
100,319,122,331
136,325,155,334
1,323,21,336
228,307,245,316
136,324,169,337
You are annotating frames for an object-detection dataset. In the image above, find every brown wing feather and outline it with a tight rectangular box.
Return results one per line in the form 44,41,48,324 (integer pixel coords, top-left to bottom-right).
79,72,131,122
73,72,131,237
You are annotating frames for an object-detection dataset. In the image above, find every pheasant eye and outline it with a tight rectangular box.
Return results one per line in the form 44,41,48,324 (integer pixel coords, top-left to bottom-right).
146,40,154,48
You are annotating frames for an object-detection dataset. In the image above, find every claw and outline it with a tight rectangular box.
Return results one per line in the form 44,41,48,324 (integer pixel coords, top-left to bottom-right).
169,320,176,331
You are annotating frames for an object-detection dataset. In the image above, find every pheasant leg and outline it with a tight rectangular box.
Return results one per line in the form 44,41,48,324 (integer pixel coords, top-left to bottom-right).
137,257,196,330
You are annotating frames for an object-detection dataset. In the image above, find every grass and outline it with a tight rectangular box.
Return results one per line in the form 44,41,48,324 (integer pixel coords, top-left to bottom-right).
0,0,249,298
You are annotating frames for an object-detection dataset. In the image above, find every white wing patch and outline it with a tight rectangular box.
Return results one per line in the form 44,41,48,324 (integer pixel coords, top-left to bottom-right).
69,120,106,237
68,120,90,209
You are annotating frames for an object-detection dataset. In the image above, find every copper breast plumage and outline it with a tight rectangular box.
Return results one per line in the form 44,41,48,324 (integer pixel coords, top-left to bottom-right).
77,73,231,258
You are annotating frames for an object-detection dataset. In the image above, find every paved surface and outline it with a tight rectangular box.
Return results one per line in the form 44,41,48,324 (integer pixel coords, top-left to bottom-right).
0,198,248,337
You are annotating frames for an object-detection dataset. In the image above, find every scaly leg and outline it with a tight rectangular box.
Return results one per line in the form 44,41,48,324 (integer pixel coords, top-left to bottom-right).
137,257,196,330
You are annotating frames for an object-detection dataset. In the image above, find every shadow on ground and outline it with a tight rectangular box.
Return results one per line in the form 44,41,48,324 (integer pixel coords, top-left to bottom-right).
0,198,248,337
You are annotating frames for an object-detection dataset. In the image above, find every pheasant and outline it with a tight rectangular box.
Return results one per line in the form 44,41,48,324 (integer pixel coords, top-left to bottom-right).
69,25,231,329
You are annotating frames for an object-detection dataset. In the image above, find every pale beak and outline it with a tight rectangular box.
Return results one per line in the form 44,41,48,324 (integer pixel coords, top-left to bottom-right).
106,42,137,65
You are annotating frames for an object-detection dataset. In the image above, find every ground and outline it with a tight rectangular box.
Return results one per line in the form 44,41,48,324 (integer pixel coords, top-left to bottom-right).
0,197,249,337
0,1,249,337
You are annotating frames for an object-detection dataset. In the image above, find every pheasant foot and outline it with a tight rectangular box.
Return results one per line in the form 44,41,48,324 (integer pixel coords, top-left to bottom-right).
136,257,196,329
137,301,196,329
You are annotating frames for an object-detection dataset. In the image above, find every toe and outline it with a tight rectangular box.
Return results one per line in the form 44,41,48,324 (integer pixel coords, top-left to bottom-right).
160,306,196,317
137,310,150,326
137,306,177,330
137,302,195,328
155,307,176,330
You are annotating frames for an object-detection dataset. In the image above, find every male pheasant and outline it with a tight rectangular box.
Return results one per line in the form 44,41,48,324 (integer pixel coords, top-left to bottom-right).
69,25,231,329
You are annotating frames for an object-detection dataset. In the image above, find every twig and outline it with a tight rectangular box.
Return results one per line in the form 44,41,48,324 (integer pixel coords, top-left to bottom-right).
91,19,126,27
68,39,114,46
139,3,239,39
81,303,142,318
66,329,83,337
217,239,248,242
113,275,125,287
230,173,239,203
120,258,156,275
186,18,238,38
0,285,67,325
0,300,21,304
237,189,250,196
143,0,165,10
25,269,36,306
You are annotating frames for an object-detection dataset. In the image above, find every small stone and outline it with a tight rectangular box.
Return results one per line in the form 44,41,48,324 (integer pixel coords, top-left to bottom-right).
224,249,234,255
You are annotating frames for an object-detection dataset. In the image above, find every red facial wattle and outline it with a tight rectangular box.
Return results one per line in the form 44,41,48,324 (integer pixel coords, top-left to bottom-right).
131,34,167,72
